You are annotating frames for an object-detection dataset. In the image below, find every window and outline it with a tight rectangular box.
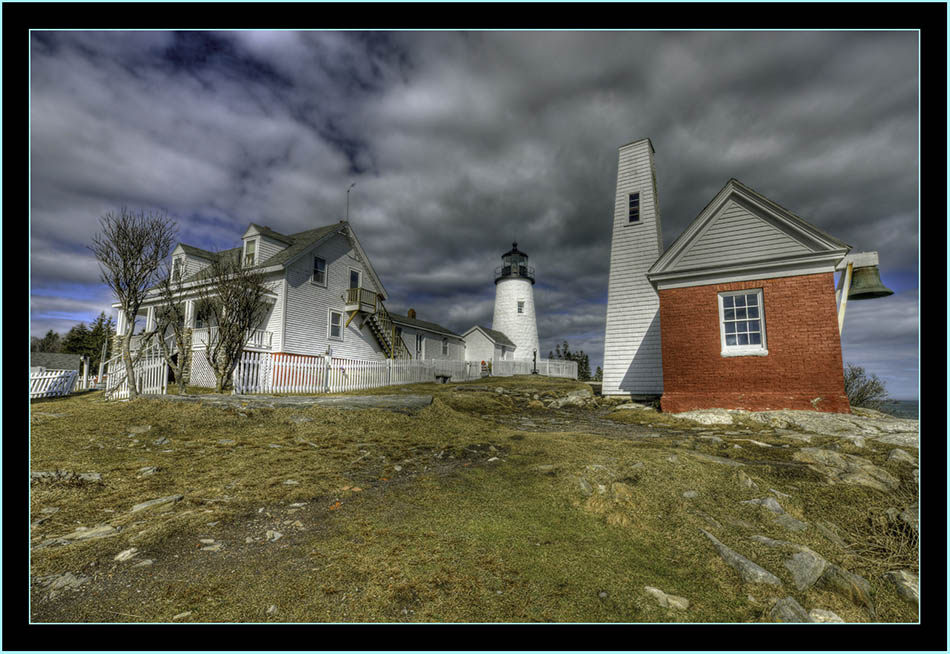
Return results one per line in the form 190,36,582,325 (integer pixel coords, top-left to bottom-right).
244,239,257,267
312,256,327,286
328,309,343,341
628,192,640,223
442,338,448,356
719,290,767,356
517,301,525,314
415,334,424,356
349,269,361,289
173,257,184,281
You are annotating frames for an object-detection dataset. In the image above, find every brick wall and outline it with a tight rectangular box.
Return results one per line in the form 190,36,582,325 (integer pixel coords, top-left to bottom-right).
658,272,850,413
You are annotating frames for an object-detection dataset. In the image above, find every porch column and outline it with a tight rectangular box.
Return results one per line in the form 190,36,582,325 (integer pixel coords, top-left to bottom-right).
145,306,156,332
184,300,195,328
116,311,127,336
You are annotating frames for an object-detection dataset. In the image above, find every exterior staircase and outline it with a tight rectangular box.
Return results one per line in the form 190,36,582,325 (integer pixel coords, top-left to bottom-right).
345,288,411,359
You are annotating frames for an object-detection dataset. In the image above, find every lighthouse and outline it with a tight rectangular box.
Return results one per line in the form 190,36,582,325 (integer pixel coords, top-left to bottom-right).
492,242,540,361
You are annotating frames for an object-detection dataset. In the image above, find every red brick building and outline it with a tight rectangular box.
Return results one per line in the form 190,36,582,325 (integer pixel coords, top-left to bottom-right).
646,179,853,413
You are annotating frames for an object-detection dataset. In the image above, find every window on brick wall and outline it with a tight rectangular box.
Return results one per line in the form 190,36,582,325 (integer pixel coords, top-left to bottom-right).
718,289,767,356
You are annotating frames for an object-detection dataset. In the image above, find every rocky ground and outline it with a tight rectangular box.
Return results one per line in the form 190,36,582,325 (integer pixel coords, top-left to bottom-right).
29,380,920,624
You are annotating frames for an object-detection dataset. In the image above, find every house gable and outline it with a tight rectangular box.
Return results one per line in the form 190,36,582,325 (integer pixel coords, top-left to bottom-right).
648,179,851,289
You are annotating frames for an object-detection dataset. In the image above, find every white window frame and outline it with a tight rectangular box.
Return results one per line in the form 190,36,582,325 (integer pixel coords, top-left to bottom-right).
718,289,768,357
312,256,327,287
348,268,362,290
441,337,449,356
173,256,185,281
328,309,344,342
415,333,424,358
628,192,641,223
244,238,258,267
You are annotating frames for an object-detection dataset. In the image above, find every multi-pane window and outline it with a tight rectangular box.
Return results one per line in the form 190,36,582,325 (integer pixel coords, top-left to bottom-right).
312,256,327,285
719,290,766,354
628,192,640,223
442,338,449,356
415,334,424,356
328,310,343,340
173,257,184,281
244,240,256,267
517,301,525,314
349,269,361,289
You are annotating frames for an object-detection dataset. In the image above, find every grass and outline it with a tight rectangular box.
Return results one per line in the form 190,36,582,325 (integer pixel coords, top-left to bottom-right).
29,377,919,623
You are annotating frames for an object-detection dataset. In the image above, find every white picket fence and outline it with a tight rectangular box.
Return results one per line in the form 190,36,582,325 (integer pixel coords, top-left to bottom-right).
103,346,168,400
101,347,578,400
29,369,79,399
233,353,486,394
492,359,578,379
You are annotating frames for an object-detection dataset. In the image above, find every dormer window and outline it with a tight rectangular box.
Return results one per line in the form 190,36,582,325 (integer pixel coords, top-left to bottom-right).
244,239,257,267
173,257,184,281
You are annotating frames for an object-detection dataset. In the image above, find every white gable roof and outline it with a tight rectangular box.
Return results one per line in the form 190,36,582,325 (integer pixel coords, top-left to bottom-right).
648,179,851,289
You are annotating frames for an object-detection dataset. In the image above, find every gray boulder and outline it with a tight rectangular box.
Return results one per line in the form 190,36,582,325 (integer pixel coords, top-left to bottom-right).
817,564,875,617
883,569,918,607
700,529,782,585
769,597,814,622
784,549,828,590
792,448,899,492
741,497,785,514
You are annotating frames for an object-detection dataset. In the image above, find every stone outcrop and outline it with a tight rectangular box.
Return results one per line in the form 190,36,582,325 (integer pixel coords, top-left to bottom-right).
792,448,899,492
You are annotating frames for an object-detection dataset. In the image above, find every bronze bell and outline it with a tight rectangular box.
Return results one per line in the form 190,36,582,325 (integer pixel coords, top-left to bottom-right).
847,265,894,300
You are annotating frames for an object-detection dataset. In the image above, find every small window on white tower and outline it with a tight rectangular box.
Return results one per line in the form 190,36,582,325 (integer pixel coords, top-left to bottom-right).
517,301,525,314
719,290,767,356
628,193,640,223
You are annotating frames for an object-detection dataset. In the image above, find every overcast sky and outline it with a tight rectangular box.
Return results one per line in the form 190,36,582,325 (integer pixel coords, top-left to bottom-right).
30,30,919,399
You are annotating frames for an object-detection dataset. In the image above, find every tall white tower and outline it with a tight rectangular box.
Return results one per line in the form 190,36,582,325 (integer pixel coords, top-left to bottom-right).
602,138,664,396
492,242,540,361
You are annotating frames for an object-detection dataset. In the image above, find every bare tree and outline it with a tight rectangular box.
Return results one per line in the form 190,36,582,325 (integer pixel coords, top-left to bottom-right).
195,254,271,392
148,258,193,394
843,363,890,410
90,207,176,398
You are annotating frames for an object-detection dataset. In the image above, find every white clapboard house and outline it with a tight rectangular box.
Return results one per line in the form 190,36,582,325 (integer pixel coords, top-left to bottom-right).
113,220,467,389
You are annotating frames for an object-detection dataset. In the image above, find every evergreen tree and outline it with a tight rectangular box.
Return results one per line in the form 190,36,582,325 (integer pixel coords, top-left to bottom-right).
594,366,603,381
62,322,93,358
36,329,63,353
87,312,116,369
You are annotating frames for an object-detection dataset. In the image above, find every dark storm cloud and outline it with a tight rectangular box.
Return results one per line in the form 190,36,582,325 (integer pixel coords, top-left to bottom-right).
30,31,918,395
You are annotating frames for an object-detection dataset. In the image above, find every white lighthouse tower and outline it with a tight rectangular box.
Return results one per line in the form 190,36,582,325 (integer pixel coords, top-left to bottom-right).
602,138,664,396
492,242,540,361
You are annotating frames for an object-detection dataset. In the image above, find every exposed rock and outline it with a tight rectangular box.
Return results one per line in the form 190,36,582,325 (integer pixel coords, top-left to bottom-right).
56,524,119,542
688,452,744,467
578,478,593,497
792,448,899,492
817,564,875,617
883,569,918,607
769,597,814,622
773,430,812,443
808,608,845,623
36,571,90,595
750,535,797,549
700,529,782,585
153,436,170,446
736,470,758,490
815,520,849,549
887,448,917,465
137,466,159,478
682,490,699,499
217,439,236,445
673,409,734,425
741,497,785,514
265,530,283,542
698,434,724,444
132,559,154,568
127,425,152,435
613,402,657,412
130,494,184,513
114,547,139,562
172,611,192,620
644,586,689,610
774,514,809,532
784,549,828,590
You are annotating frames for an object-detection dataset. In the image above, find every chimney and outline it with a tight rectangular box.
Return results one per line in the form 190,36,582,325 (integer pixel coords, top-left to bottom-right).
408,308,416,319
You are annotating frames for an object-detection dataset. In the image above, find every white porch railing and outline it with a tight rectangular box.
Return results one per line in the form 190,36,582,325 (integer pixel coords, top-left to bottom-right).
191,327,273,350
30,369,79,399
